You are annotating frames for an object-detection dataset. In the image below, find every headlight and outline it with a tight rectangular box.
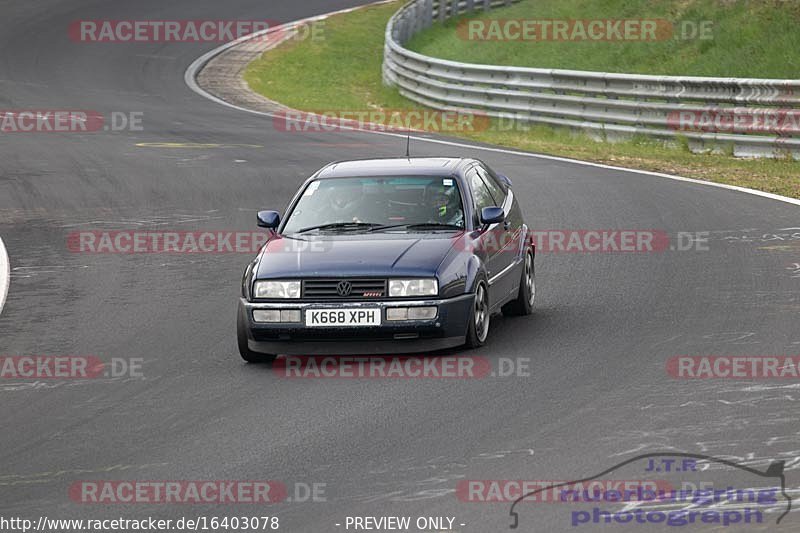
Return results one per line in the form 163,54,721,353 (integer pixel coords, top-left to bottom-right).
389,279,438,297
254,280,301,299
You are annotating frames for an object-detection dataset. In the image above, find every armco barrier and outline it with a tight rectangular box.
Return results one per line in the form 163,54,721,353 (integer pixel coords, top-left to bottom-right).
382,0,800,158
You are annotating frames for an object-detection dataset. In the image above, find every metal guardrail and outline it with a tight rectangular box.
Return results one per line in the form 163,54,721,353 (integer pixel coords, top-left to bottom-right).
382,0,800,158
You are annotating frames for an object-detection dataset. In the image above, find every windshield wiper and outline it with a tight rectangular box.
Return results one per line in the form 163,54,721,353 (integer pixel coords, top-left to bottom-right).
296,222,384,234
370,222,464,232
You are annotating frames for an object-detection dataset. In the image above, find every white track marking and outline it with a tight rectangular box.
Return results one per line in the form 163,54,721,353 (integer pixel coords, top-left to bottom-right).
184,3,800,209
0,237,9,315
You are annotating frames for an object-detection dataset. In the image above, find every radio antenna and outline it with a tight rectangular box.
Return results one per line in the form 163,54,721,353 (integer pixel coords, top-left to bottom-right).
405,133,411,158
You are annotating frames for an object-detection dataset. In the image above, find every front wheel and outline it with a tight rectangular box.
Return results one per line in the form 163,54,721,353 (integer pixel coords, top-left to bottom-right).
502,249,535,316
237,310,277,364
465,280,491,348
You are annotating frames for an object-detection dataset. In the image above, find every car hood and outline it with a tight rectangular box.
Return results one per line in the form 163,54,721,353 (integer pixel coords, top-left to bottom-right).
254,233,462,279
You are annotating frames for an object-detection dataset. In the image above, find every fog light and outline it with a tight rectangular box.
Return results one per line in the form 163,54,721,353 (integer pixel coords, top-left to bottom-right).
386,308,409,321
253,310,281,323
280,310,301,322
408,306,437,320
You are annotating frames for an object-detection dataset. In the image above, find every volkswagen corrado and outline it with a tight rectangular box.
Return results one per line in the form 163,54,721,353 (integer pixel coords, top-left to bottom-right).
237,157,535,362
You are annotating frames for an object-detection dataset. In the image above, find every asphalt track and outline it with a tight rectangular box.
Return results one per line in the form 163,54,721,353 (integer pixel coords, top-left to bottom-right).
1,0,799,531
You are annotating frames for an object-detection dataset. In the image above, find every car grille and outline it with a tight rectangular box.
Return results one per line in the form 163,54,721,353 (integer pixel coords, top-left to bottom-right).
302,279,387,300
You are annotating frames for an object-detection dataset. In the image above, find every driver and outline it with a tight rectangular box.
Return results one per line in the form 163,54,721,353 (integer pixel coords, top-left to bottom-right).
424,183,464,227
327,183,365,222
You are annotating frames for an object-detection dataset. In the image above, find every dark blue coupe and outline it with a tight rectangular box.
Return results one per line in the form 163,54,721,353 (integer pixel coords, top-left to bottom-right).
237,157,535,362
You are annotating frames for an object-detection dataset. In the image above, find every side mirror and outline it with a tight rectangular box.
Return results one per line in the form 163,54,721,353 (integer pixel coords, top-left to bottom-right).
480,206,505,225
497,174,512,187
257,210,280,229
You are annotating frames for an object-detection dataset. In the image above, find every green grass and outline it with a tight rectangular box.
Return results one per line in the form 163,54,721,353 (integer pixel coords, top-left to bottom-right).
407,0,800,77
244,0,800,199
245,2,413,111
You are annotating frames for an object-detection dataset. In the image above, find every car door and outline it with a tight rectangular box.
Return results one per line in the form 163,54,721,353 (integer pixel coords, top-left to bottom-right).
466,165,514,307
476,163,523,300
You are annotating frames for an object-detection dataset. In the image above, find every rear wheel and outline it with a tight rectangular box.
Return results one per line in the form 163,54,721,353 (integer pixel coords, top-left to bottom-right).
465,280,491,348
502,249,535,316
237,310,277,364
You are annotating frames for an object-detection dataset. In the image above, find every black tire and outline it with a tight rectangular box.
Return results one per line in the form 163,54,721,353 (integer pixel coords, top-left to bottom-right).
465,279,491,349
502,249,535,317
237,310,277,364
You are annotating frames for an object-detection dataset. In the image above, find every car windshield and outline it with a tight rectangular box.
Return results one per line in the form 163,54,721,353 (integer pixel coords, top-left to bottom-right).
282,176,466,234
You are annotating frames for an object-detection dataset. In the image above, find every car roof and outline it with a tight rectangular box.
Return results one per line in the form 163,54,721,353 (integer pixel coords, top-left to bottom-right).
315,157,472,179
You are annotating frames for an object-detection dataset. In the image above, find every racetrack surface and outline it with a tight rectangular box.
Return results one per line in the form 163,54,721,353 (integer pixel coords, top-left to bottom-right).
1,0,799,530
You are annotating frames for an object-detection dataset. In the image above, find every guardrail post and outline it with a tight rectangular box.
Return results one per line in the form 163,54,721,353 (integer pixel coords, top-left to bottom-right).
409,2,419,37
423,0,433,29
439,0,448,22
398,12,407,43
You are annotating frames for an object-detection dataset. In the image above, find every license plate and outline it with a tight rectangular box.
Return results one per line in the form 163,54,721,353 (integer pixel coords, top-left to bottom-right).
305,308,381,327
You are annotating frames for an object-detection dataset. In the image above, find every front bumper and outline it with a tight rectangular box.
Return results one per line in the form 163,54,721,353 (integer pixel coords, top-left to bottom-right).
239,294,472,355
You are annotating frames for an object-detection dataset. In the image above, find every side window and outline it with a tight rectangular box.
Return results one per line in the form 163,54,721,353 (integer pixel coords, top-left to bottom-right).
469,168,496,219
476,166,505,206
